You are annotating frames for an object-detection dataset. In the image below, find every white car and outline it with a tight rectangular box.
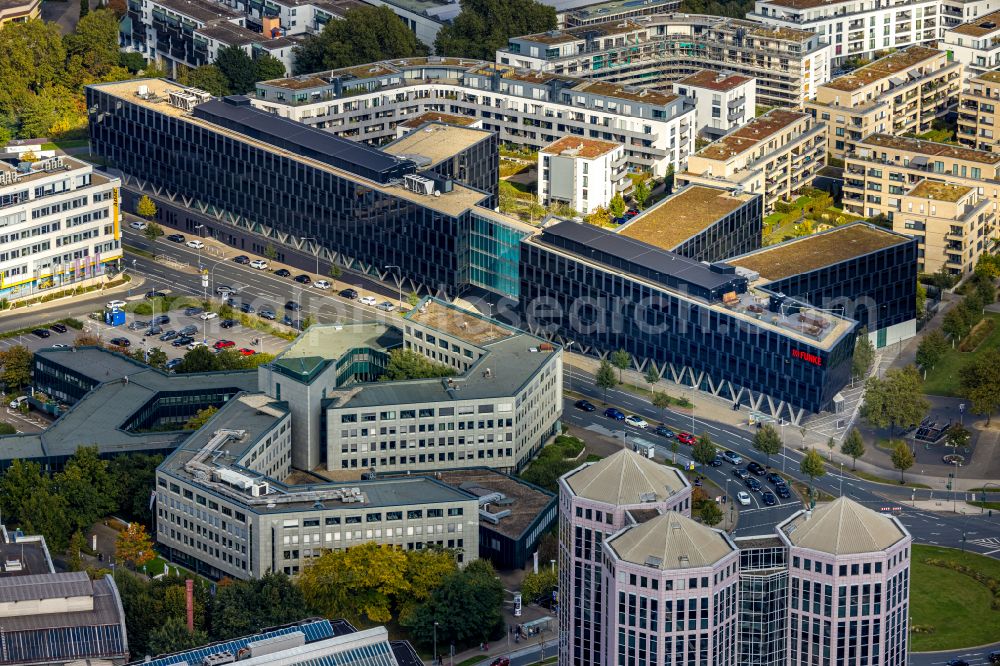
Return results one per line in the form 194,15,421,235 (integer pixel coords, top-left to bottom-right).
106,299,126,310
129,220,148,231
624,415,648,429
737,491,752,506
187,340,208,350
199,311,219,320
186,240,205,249
359,296,377,306
313,280,331,290
250,259,268,270
8,396,27,409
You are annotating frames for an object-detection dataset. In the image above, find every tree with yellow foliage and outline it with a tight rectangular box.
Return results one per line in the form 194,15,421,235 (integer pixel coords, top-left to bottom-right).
398,548,457,623
116,522,155,570
298,542,410,624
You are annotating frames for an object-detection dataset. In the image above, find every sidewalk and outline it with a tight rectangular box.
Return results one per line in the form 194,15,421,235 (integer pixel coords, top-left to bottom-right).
2,272,145,322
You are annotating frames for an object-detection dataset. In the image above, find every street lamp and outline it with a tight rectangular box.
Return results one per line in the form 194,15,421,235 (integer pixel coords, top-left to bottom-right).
300,237,320,275
839,462,844,497
433,621,438,665
385,265,402,308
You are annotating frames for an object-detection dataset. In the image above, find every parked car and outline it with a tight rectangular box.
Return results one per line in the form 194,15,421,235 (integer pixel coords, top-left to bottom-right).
186,239,204,249
283,316,303,329
32,328,51,338
250,259,268,270
172,336,194,347
732,468,750,480
654,425,675,438
129,220,148,230
359,295,377,306
127,321,149,331
274,268,291,277
233,255,251,264
285,300,301,311
775,484,791,499
709,455,724,467
106,299,126,309
152,315,170,325
722,450,743,465
109,337,131,347
165,358,183,371
188,340,208,350
215,285,238,296
259,308,276,320
166,234,185,243
199,311,219,320
604,407,625,421
145,290,166,299
220,318,238,329
737,491,752,506
744,477,762,492
677,432,696,445
50,323,67,333
761,491,777,506
183,306,203,316
237,348,256,356
147,325,162,336
766,472,783,485
313,279,331,290
376,300,396,311
624,415,648,429
490,658,510,666
574,400,596,412
294,274,311,285
339,288,359,299
159,330,178,341
213,340,235,350
178,325,198,336
747,461,767,476
8,396,28,409
239,303,255,314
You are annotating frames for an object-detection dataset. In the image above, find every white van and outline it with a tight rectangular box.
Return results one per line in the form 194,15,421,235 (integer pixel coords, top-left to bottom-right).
8,396,27,409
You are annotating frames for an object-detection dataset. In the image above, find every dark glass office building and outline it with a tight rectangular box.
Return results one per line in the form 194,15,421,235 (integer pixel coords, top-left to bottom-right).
736,536,790,666
86,80,522,298
519,220,859,417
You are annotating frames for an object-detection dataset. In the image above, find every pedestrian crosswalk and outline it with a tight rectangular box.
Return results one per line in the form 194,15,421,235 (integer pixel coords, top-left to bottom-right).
969,537,1000,554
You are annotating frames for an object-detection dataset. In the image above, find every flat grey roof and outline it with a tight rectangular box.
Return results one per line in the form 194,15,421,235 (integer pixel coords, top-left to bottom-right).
0,528,51,577
0,573,125,632
151,0,241,23
433,469,555,540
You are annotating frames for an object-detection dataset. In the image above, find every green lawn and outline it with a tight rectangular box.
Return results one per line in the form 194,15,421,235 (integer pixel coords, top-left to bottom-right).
910,544,1000,651
849,467,931,489
923,312,1000,395
40,138,89,150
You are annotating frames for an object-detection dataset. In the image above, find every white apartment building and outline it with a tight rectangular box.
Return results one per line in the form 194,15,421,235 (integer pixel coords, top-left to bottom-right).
672,70,756,139
0,156,121,302
943,10,1000,79
252,57,696,177
497,15,832,108
537,136,628,213
749,0,943,63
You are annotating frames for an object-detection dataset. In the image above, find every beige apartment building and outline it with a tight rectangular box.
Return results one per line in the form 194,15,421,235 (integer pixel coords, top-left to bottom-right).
896,180,994,274
678,109,826,212
958,70,1000,153
843,135,1000,264
805,46,962,161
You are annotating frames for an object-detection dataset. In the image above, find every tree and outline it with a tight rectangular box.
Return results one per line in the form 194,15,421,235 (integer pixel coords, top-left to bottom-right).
294,5,427,74
108,453,163,524
0,459,48,527
63,10,122,80
148,616,209,657
253,54,287,82
328,264,342,287
699,500,723,527
652,391,671,412
0,422,14,435
800,449,826,501
79,0,89,20
752,423,782,466
407,292,420,307
176,346,220,373
670,438,680,465
66,530,86,572
138,346,169,369
116,522,155,569
890,440,914,483
57,446,118,533
826,436,835,461
263,243,278,261
608,191,627,217
861,365,929,439
944,423,970,450
851,327,875,380
595,360,616,402
0,345,32,390
959,349,1000,425
298,542,410,624
381,348,456,380
0,21,66,118
184,405,218,430
974,252,1000,279
610,348,631,383
398,548,457,624
136,194,157,220
143,221,163,241
633,179,651,210
943,305,972,340
214,45,257,95
692,433,717,467
840,428,865,470
434,0,556,61
74,332,101,347
520,567,557,603
402,559,504,650
119,51,146,74
208,573,308,640
916,281,927,318
916,330,948,369
181,64,230,96
644,367,660,394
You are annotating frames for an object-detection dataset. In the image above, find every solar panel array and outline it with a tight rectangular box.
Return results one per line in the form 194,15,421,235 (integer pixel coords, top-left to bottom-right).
193,97,416,185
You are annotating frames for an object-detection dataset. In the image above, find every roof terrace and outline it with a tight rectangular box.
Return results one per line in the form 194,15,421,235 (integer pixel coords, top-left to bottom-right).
859,133,1000,165
907,179,972,203
697,109,807,161
822,46,943,92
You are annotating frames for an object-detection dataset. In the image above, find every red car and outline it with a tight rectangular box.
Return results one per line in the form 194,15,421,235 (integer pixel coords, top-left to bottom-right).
490,659,510,666
237,347,256,356
677,432,696,445
213,340,236,350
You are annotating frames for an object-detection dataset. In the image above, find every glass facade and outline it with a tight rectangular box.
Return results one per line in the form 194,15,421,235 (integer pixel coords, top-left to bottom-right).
471,212,525,298
738,542,789,666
